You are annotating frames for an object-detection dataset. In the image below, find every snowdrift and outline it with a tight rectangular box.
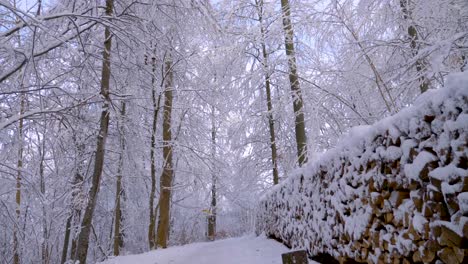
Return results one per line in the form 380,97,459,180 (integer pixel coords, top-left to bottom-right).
256,73,468,263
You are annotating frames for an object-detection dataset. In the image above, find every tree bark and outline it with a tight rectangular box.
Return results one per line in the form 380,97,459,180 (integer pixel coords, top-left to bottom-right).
69,143,85,260
13,1,25,261
35,2,48,261
400,0,428,93
74,0,113,262
280,0,308,166
38,130,48,264
148,53,162,250
257,0,279,184
207,105,216,240
62,140,85,263
60,215,72,264
113,101,126,256
13,93,25,264
156,54,174,249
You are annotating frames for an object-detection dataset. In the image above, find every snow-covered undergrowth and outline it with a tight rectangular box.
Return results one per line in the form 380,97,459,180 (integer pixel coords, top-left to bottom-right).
256,73,468,263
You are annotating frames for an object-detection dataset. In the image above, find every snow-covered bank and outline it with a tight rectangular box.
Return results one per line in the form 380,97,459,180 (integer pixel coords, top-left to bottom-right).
98,234,318,264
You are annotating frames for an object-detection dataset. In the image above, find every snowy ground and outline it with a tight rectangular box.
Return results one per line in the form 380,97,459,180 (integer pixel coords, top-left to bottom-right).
99,234,318,264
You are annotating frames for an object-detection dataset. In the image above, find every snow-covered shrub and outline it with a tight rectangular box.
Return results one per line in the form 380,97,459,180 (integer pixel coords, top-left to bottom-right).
256,73,468,263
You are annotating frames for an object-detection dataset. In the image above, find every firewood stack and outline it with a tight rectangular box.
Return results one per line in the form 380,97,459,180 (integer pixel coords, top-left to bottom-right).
256,75,468,263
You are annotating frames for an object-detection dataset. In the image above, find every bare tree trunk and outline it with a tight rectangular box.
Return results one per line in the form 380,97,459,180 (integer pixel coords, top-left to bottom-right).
61,139,85,263
13,1,25,262
207,105,216,241
69,186,83,258
256,0,279,184
38,131,48,264
74,0,113,262
148,53,162,250
69,143,85,260
13,93,25,264
61,215,72,264
35,2,48,260
156,54,174,249
113,101,126,256
400,0,428,93
280,0,308,166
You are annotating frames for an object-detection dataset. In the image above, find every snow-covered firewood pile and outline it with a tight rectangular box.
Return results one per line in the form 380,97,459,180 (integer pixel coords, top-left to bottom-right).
256,73,468,263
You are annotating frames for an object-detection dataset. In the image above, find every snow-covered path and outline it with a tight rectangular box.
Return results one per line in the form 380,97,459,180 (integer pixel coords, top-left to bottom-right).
99,234,317,264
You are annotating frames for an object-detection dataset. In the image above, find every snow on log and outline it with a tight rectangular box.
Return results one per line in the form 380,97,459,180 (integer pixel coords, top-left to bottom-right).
256,72,468,263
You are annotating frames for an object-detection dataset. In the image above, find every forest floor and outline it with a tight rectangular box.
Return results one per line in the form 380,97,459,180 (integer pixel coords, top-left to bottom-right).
99,234,318,264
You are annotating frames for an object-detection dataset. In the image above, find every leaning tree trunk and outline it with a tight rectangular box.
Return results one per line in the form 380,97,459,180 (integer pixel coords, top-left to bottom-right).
257,0,279,184
74,0,113,262
156,54,174,249
280,0,308,166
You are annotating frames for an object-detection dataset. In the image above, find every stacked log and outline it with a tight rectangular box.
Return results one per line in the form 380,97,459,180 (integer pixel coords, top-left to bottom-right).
256,74,468,263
